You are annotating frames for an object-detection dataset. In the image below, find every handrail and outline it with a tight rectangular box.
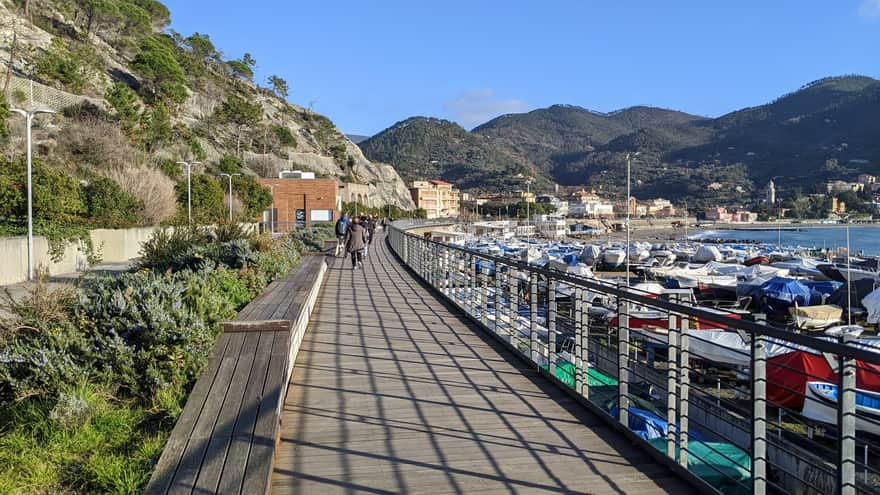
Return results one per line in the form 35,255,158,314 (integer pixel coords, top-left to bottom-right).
388,220,877,495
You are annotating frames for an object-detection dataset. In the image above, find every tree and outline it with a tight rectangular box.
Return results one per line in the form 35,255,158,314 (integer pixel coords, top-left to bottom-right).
185,32,219,64
226,60,253,80
142,102,173,150
233,176,272,218
217,95,262,154
131,35,187,105
0,93,9,141
130,0,171,29
268,75,289,99
81,176,143,227
105,82,140,133
180,175,224,222
242,53,256,69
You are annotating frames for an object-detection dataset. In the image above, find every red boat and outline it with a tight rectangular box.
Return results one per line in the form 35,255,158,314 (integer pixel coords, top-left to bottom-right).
744,255,770,266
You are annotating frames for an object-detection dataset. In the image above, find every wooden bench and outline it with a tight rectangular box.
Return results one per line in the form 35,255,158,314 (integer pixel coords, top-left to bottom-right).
145,256,327,495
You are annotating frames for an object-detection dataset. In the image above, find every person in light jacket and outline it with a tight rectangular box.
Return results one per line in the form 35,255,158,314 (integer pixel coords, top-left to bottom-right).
345,217,368,270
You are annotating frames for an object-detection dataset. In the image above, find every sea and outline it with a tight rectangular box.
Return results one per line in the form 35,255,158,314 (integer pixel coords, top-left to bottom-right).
691,226,880,256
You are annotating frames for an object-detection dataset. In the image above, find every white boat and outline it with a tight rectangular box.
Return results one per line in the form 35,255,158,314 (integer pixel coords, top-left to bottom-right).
789,304,842,330
824,324,864,338
603,249,626,267
802,381,880,436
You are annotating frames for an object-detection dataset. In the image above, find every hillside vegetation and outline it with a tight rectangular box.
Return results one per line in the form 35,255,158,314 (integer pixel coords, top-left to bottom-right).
0,0,413,250
360,75,880,206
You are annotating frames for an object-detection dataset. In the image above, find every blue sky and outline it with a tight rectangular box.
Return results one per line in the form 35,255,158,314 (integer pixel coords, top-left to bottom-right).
163,1,880,135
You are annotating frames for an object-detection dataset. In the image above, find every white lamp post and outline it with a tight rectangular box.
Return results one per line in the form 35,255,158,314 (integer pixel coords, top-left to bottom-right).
176,161,200,224
10,107,56,281
219,173,241,221
625,152,640,287
516,174,534,247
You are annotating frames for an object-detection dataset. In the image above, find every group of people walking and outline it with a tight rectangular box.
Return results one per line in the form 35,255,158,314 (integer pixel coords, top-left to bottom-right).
334,213,381,270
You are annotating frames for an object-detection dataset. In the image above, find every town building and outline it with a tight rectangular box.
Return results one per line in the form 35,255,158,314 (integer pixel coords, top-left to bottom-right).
644,198,676,217
832,197,847,215
533,214,567,239
858,174,876,186
704,206,758,223
472,221,516,239
535,195,569,216
338,182,372,206
257,177,340,232
826,180,864,194
410,180,461,219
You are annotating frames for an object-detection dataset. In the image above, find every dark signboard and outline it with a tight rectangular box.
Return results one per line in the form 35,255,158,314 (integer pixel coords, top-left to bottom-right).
295,209,306,229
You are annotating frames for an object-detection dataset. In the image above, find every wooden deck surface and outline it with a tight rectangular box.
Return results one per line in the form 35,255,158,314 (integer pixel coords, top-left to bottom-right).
271,233,695,495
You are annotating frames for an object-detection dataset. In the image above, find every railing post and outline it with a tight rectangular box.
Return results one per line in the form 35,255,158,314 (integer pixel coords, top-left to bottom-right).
679,312,690,468
574,286,584,394
838,337,857,495
752,333,767,495
469,254,477,317
548,279,557,376
529,271,538,364
494,263,502,335
667,308,679,459
508,266,518,344
481,260,489,327
581,289,590,399
618,296,630,428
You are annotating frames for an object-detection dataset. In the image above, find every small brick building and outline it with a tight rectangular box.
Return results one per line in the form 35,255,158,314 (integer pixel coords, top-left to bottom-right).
256,178,341,232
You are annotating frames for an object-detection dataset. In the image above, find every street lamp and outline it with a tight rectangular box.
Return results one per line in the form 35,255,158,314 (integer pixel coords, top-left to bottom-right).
266,184,275,234
10,107,56,282
625,152,641,287
176,161,201,224
218,173,241,221
516,174,534,247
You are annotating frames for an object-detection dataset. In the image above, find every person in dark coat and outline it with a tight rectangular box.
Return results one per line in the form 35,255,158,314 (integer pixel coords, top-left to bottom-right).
362,215,373,258
345,217,368,269
334,213,350,257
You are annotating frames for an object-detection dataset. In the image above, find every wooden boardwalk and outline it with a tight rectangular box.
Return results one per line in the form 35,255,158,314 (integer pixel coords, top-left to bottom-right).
271,234,695,495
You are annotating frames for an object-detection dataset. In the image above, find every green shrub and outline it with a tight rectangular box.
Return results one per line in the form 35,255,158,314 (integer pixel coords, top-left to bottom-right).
291,224,336,252
180,175,225,223
0,93,9,141
233,176,273,218
82,177,143,227
105,82,140,134
213,222,251,243
136,226,212,270
216,154,242,174
142,102,173,150
274,126,296,146
35,38,97,93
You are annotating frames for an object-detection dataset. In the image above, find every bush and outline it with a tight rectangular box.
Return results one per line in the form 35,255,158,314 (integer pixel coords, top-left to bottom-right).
131,35,187,105
103,167,177,226
81,177,143,227
179,175,225,223
291,224,336,252
274,126,296,147
0,158,84,227
216,154,242,174
56,115,139,172
136,226,212,270
35,38,97,93
105,82,141,134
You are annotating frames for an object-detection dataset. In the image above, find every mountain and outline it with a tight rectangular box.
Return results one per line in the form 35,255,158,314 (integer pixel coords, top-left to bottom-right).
346,134,370,144
0,1,414,211
359,76,880,204
358,117,546,191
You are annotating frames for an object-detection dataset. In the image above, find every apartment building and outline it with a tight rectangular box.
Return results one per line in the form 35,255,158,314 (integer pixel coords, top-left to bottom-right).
410,180,461,219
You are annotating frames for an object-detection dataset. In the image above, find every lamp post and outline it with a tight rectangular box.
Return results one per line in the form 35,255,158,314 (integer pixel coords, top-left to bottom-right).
219,173,241,221
625,152,640,287
517,174,534,246
10,107,56,281
267,184,275,234
176,161,200,224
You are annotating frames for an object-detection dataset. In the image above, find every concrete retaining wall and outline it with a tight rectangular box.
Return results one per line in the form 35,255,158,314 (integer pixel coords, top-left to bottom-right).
0,227,157,285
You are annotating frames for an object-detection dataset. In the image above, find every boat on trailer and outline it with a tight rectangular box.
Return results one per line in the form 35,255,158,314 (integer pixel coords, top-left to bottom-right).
802,381,880,436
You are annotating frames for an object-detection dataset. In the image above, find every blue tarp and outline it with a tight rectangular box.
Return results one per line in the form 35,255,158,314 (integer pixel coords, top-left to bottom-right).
760,277,812,316
611,407,706,442
803,280,844,305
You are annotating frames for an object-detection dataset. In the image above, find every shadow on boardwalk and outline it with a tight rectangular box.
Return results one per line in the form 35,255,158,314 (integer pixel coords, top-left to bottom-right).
271,232,694,495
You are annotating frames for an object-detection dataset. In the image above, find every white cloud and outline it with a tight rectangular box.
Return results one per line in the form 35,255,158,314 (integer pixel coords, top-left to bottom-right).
443,90,529,129
859,0,880,18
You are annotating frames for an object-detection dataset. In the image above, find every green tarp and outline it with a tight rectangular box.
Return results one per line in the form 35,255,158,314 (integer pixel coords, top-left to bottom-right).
541,360,618,389
648,438,752,495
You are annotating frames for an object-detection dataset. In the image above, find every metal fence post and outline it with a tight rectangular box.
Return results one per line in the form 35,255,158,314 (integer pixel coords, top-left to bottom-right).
469,254,477,317
494,263,502,335
667,309,679,459
481,260,489,327
581,289,590,400
838,338,857,495
679,312,690,468
548,279,557,376
530,271,538,364
752,333,767,495
508,266,518,344
574,286,584,395
618,296,630,428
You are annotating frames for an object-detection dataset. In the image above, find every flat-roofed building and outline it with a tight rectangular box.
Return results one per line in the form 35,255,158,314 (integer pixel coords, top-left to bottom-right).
257,178,340,232
411,180,460,219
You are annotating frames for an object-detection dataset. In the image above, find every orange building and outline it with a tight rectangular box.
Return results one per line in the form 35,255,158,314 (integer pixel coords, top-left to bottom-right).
256,178,340,232
410,180,460,219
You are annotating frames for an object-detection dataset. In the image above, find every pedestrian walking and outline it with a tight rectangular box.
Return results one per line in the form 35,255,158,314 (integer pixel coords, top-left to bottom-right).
362,215,372,258
345,217,368,270
334,213,349,257
368,214,378,245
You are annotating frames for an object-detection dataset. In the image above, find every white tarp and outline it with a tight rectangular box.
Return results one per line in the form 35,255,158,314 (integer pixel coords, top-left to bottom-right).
863,287,880,324
693,245,723,263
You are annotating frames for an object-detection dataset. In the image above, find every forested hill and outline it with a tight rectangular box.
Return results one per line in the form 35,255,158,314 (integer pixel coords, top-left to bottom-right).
359,75,880,203
0,0,414,233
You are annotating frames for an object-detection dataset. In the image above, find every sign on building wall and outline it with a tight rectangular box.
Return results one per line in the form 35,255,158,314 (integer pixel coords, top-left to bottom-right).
295,209,306,229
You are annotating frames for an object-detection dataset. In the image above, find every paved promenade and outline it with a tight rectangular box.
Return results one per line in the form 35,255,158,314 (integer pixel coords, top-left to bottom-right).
270,234,694,494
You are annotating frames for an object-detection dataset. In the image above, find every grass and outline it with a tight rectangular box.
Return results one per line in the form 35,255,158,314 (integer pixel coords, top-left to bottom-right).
0,382,176,495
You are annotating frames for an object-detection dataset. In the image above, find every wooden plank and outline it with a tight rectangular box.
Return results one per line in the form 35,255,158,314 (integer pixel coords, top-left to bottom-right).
222,319,291,333
242,331,290,494
167,332,246,495
192,331,260,493
144,333,233,495
216,331,276,494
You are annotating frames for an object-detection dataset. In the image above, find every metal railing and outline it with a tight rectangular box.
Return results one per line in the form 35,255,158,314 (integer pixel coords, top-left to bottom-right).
388,221,880,495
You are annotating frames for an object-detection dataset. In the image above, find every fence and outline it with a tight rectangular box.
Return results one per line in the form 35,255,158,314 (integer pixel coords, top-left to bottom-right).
388,221,880,495
3,70,101,111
